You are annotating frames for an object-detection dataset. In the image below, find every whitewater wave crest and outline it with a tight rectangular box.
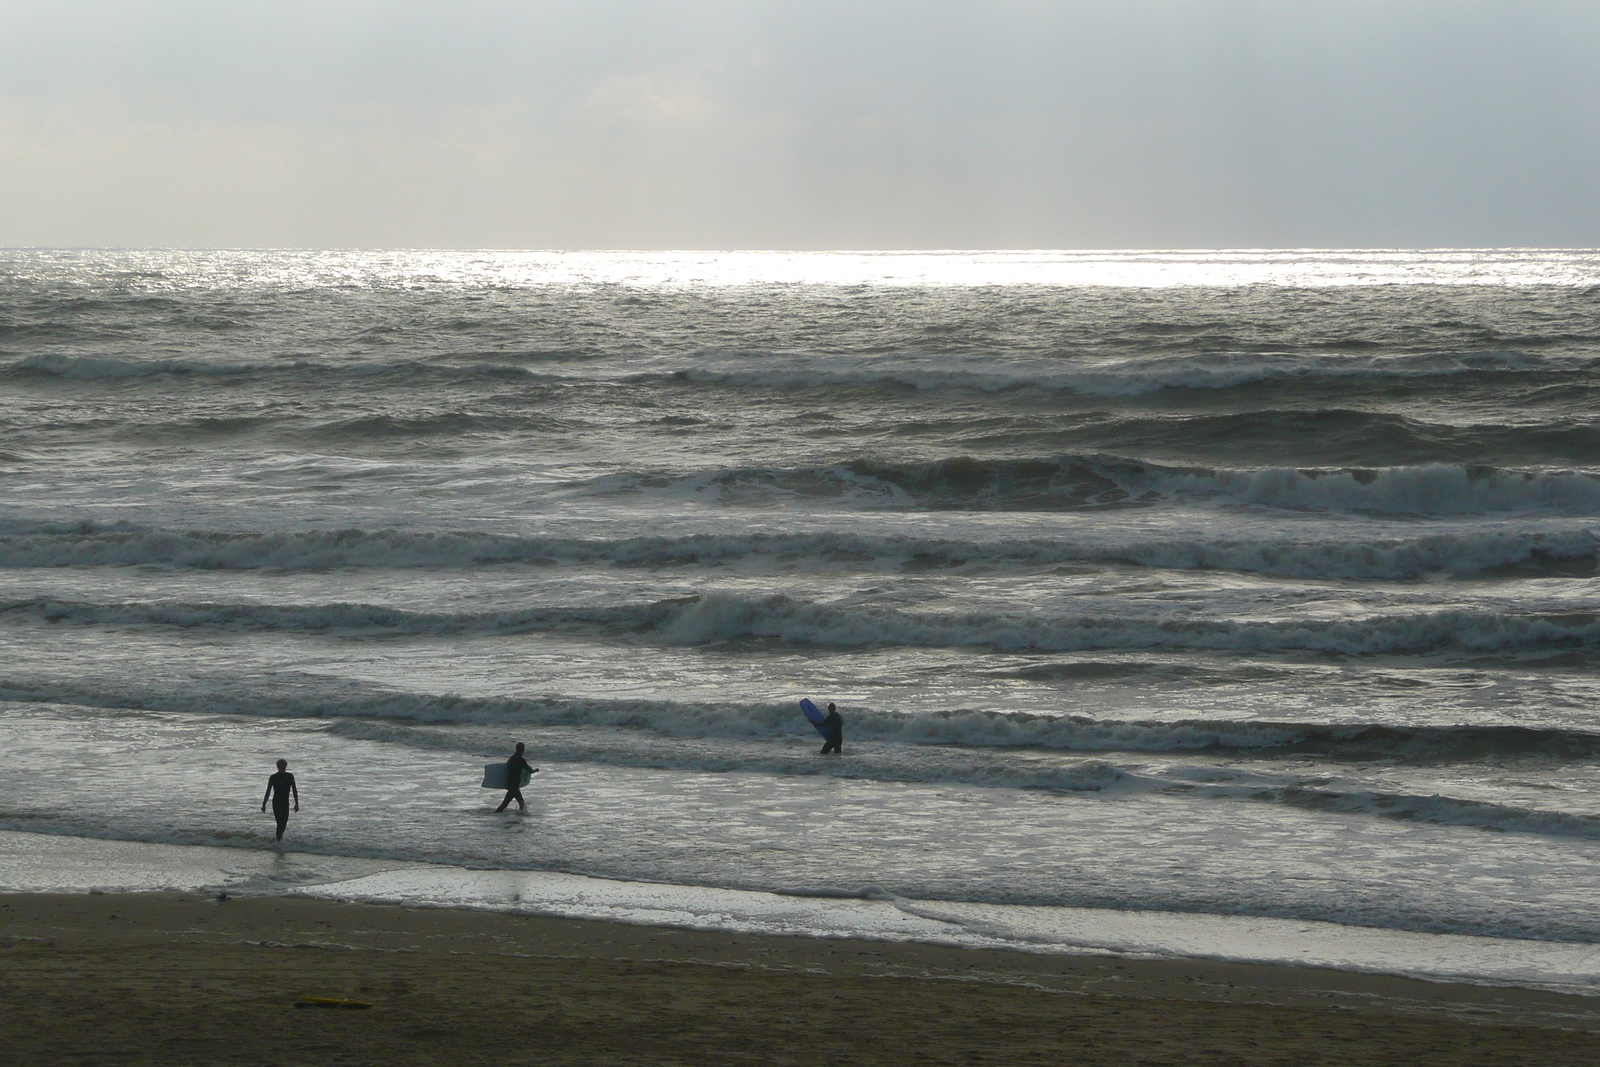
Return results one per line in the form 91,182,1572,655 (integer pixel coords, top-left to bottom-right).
12,345,1589,399
582,455,1600,516
11,592,1599,657
1,521,1594,581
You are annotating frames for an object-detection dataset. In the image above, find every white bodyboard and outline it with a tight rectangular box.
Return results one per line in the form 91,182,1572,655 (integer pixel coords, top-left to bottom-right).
482,763,534,789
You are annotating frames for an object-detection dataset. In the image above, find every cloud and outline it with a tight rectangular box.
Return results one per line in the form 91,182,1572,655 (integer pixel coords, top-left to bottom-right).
585,74,712,124
1,1,1597,248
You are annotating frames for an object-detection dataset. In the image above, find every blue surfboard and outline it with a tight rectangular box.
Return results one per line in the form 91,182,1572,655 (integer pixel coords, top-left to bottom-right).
800,698,828,739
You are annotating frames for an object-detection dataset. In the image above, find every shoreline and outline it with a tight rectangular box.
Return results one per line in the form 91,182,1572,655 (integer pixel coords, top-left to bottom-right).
5,890,1600,1066
4,829,1600,995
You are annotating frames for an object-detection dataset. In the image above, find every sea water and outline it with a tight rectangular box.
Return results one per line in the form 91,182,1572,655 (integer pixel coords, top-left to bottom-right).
4,249,1600,983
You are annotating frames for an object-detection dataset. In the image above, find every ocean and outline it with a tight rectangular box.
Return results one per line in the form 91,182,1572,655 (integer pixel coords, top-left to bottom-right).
4,248,1600,984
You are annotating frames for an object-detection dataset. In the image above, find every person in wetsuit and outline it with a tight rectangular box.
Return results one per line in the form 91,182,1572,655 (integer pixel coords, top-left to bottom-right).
495,742,539,812
820,703,843,755
260,759,299,842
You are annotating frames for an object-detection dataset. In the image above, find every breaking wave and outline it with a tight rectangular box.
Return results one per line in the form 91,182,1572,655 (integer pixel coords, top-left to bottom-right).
1,520,1594,580
13,346,1598,401
9,592,1600,657
582,456,1600,515
661,348,1573,397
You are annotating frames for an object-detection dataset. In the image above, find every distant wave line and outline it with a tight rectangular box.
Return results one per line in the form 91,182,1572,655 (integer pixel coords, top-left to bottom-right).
1,519,1594,580
8,592,1600,656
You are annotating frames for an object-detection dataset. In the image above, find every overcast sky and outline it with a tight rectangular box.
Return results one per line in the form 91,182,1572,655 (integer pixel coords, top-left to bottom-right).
2,1,1597,249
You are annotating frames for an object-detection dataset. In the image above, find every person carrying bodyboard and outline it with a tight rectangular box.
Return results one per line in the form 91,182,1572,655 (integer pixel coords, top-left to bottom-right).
495,742,539,812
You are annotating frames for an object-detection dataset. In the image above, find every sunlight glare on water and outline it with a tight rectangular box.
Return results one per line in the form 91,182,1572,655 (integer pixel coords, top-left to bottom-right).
14,248,1600,291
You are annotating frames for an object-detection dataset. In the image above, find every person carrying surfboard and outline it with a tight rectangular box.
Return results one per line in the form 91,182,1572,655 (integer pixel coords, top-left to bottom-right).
260,759,299,843
821,703,844,756
800,698,844,755
495,742,538,812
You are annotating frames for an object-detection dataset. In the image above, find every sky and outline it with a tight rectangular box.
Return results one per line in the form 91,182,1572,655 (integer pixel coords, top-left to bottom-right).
1,1,1598,250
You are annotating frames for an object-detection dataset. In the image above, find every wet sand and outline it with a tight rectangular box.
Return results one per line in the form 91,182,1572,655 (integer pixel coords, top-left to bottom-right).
3,892,1599,1066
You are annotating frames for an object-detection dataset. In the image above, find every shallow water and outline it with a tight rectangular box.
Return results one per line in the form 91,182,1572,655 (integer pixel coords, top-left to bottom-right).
5,831,1598,993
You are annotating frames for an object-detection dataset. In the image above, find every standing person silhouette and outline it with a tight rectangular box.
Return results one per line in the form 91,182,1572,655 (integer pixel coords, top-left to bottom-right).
495,742,538,812
260,759,299,843
820,703,844,755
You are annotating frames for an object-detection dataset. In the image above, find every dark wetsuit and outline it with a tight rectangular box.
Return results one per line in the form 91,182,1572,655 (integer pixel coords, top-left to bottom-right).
265,771,296,839
496,753,533,812
821,711,843,755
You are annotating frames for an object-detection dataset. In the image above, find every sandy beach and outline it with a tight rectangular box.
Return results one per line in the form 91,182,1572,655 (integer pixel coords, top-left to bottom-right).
4,892,1599,1066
